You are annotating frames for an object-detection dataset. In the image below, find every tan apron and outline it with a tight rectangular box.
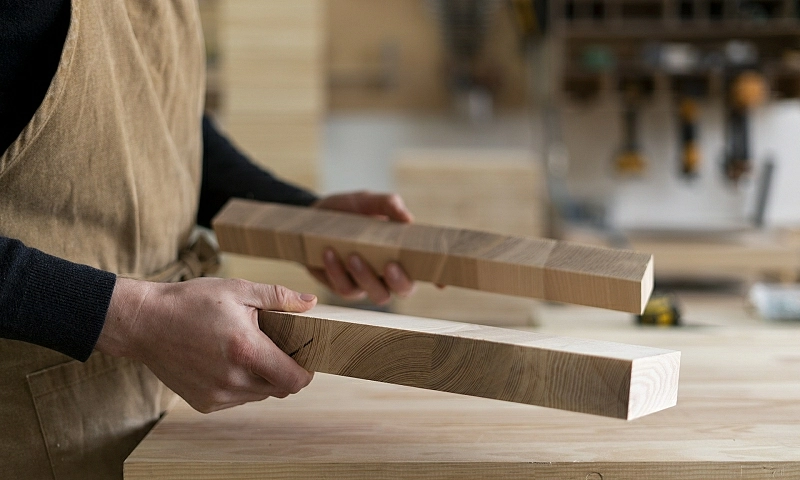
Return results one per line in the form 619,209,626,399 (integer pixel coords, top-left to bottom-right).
0,0,207,478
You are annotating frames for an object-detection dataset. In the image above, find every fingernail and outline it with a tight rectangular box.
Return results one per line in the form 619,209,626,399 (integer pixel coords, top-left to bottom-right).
324,249,336,263
387,263,401,281
348,255,363,271
299,293,317,302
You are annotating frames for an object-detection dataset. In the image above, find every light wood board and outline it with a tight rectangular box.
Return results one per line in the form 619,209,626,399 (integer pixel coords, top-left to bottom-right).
125,324,800,479
393,150,546,326
212,199,655,314
258,305,680,420
628,232,800,283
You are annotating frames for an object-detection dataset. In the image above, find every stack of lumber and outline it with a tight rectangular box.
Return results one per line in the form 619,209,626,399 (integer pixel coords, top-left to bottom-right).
215,0,325,293
218,0,324,190
393,149,548,326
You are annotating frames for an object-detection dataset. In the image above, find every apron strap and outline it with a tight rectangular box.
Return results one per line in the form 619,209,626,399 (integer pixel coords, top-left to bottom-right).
123,230,221,283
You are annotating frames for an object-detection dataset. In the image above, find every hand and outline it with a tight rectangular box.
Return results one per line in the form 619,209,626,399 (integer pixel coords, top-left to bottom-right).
96,277,317,413
309,191,416,305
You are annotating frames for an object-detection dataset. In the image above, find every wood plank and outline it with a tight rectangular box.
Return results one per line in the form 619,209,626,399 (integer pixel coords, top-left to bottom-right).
628,233,800,282
259,305,679,419
125,323,800,480
393,150,545,325
212,199,655,313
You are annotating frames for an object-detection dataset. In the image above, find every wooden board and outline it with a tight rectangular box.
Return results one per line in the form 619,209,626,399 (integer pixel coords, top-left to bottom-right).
212,199,655,314
125,325,800,479
259,305,680,420
628,231,800,283
393,149,546,326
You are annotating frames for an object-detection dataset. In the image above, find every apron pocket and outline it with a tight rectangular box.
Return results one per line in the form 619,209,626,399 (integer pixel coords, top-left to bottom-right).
26,353,172,480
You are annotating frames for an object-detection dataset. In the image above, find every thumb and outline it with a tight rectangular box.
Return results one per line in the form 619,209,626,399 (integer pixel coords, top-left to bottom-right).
244,283,317,313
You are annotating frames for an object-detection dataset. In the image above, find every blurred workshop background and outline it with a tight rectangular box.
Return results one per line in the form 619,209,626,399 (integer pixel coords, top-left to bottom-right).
198,0,800,328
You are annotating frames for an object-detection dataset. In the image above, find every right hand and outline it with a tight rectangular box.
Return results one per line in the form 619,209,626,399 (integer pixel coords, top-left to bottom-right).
95,277,316,413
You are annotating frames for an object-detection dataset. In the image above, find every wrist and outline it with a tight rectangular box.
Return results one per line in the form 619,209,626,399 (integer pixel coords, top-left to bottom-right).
95,277,154,359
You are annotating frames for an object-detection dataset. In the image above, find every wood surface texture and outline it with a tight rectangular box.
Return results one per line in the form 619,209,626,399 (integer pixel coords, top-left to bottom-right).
126,324,800,479
392,150,545,326
257,305,680,420
212,199,655,313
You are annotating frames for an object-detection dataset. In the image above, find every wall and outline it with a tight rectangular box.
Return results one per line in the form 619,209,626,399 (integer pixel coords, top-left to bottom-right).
327,0,528,112
562,95,800,229
322,113,540,194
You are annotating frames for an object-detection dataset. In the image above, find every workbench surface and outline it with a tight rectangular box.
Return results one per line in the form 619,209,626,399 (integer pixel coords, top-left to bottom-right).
126,299,800,479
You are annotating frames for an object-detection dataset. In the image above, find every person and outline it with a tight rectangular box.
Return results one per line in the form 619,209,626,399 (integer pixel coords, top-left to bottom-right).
0,1,414,478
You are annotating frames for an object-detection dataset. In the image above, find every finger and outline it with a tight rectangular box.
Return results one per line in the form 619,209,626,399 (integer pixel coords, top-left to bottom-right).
384,262,415,298
358,193,414,223
190,388,272,414
248,333,314,394
240,374,294,400
242,281,317,313
346,254,391,305
203,398,263,413
323,249,366,300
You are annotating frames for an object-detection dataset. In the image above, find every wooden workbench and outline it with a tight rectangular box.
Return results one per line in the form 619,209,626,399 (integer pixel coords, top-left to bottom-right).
126,300,800,479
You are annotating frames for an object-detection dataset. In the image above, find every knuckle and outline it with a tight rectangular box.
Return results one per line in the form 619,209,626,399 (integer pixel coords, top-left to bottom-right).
286,373,308,395
216,371,242,390
228,278,251,295
191,400,215,414
270,285,292,308
209,389,231,407
227,333,256,368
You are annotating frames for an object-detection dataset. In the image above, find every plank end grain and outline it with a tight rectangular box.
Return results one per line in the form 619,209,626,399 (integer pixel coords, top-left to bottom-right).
213,199,656,313
258,305,680,419
628,350,681,420
543,242,655,314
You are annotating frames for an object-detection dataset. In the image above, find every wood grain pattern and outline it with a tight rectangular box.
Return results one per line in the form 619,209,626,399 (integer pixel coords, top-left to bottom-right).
393,151,545,326
125,324,800,479
212,199,655,314
258,305,679,420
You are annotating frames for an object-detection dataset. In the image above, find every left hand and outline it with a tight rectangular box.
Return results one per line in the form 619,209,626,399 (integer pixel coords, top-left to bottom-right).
309,191,415,305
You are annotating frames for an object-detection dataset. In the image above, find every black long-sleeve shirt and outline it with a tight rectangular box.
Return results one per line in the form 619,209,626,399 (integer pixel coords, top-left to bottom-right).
0,0,318,361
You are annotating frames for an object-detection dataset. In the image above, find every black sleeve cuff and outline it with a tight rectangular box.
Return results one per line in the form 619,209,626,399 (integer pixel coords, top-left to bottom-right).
1,237,116,361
